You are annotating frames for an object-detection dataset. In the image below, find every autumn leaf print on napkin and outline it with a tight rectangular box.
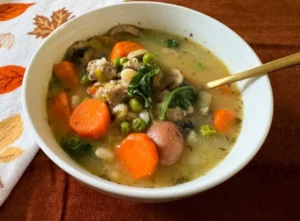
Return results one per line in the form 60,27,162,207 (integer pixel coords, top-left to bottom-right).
0,33,14,49
0,114,24,188
0,65,25,94
0,3,35,21
28,8,75,38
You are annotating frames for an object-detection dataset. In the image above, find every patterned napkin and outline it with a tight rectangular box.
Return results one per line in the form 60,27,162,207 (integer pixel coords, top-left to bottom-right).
0,0,126,206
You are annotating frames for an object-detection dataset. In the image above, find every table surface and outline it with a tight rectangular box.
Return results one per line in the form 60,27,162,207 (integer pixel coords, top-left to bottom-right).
1,0,300,220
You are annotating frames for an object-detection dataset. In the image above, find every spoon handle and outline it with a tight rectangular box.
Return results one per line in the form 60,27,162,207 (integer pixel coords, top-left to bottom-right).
205,52,300,89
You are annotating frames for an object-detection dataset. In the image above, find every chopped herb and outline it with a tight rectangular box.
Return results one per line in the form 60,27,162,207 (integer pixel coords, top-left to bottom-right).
197,62,205,70
231,137,236,143
99,174,111,181
189,33,193,37
219,148,226,151
225,135,230,141
187,145,193,152
48,75,61,90
236,118,242,125
172,177,189,185
159,85,198,120
163,39,179,48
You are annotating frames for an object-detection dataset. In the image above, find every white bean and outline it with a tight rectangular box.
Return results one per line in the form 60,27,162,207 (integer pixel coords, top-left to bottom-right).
121,68,137,85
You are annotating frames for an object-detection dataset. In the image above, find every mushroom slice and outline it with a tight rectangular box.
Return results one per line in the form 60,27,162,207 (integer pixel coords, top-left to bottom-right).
108,24,143,37
66,40,90,59
66,40,96,67
127,49,148,60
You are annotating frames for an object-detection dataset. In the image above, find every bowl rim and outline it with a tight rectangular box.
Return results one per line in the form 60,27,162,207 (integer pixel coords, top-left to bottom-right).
22,1,273,200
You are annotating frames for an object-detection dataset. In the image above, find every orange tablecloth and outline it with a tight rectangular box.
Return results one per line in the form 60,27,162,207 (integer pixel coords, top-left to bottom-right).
1,0,300,220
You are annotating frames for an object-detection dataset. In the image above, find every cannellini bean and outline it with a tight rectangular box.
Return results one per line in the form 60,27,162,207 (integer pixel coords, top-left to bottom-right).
112,103,128,120
95,148,114,161
121,68,137,85
71,95,81,109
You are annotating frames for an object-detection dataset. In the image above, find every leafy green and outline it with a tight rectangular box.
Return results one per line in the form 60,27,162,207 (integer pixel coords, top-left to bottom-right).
159,86,198,120
60,135,93,157
128,64,160,109
163,39,179,49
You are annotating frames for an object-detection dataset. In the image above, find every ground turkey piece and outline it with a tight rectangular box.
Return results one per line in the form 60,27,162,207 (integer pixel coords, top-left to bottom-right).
166,106,194,122
153,69,183,91
94,81,128,107
87,58,117,81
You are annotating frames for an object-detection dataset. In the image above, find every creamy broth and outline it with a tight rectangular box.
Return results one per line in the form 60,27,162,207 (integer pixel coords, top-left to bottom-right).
47,27,242,187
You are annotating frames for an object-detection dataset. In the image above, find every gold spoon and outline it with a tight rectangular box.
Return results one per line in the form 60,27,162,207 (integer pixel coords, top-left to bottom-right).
204,52,300,89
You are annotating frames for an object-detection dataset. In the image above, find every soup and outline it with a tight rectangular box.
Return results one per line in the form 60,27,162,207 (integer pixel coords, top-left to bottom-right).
47,25,243,187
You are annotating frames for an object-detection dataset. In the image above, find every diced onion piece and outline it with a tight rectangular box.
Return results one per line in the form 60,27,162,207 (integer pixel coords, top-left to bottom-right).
95,148,114,161
139,109,150,124
186,130,201,147
71,95,81,109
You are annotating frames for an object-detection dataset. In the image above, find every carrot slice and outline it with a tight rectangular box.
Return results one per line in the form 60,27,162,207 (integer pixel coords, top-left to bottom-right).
110,41,144,62
116,133,158,179
213,109,236,133
48,92,72,134
69,99,110,139
87,85,100,95
53,61,79,90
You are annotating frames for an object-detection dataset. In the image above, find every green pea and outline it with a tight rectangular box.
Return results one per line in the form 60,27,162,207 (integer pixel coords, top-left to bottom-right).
113,57,121,67
131,118,146,132
200,124,216,138
129,98,143,113
120,122,131,135
95,69,106,82
120,57,128,65
80,74,90,86
143,53,155,64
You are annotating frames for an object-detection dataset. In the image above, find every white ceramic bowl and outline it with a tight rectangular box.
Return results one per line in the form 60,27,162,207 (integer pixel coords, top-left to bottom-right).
22,2,273,202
